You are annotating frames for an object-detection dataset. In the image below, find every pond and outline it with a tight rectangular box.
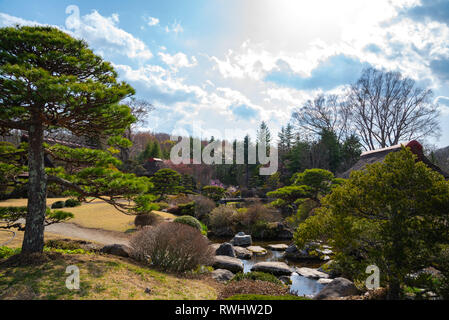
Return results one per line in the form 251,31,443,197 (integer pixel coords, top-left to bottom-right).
211,238,326,297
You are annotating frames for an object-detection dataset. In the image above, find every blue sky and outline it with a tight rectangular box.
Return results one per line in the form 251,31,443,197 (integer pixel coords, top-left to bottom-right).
1,0,449,148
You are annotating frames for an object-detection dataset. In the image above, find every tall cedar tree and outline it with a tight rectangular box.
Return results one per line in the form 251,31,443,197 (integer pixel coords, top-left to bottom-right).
0,26,136,253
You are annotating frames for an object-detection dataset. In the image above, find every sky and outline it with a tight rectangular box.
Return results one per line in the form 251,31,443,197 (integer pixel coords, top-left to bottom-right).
1,0,449,147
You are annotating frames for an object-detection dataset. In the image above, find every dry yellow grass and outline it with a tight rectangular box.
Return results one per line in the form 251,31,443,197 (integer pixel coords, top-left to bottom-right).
0,198,177,233
0,253,218,300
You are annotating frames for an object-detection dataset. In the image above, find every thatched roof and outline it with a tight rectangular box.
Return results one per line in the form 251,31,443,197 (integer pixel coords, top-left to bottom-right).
339,140,449,180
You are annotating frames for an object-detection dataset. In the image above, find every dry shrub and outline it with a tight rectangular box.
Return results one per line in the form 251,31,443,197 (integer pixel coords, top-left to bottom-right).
193,195,216,220
208,205,236,230
134,212,162,228
219,280,289,300
129,222,214,273
234,203,279,228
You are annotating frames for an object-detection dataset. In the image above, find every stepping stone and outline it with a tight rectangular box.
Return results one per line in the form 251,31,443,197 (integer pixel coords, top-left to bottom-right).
246,246,267,256
213,255,244,273
233,246,253,259
267,244,289,251
296,267,329,279
251,261,292,276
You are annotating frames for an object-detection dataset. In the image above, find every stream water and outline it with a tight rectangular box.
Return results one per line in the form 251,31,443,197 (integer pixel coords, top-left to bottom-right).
211,238,326,297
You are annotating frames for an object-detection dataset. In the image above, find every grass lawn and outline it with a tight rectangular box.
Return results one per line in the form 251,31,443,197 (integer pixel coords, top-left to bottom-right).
0,252,218,300
0,198,177,233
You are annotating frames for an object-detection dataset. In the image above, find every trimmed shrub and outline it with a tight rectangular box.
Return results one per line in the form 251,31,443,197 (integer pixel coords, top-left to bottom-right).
157,202,170,210
202,185,225,201
51,201,65,209
64,198,81,207
173,215,202,231
129,222,214,273
231,272,283,285
134,212,162,228
178,201,195,216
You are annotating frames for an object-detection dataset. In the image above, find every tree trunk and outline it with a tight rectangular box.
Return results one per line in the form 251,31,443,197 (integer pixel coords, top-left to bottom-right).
21,122,47,254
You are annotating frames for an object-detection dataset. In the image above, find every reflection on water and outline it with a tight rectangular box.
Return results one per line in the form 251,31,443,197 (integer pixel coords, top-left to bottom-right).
210,237,326,296
290,273,324,297
239,245,324,297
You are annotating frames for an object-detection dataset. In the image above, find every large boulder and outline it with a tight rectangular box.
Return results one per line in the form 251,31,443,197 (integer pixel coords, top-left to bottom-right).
246,246,267,256
251,261,292,276
213,255,244,273
215,242,236,257
101,244,131,257
267,244,289,251
233,246,253,259
296,267,329,279
211,269,234,282
230,232,252,247
313,278,359,300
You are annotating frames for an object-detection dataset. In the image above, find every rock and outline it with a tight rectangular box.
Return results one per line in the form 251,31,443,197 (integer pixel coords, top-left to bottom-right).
279,276,292,285
313,278,358,300
230,232,252,247
211,269,234,282
317,278,333,285
267,244,289,251
210,243,220,254
215,242,236,257
409,267,442,280
144,287,151,294
251,261,293,276
101,244,131,257
273,222,294,240
213,255,244,273
283,244,323,262
296,267,329,279
246,246,267,255
233,246,253,259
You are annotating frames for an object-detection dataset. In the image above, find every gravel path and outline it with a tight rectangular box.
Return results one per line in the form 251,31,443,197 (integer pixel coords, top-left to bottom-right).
45,222,130,245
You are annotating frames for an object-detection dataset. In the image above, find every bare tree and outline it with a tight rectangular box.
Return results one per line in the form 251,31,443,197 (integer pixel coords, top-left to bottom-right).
120,97,154,162
291,94,350,142
345,68,440,150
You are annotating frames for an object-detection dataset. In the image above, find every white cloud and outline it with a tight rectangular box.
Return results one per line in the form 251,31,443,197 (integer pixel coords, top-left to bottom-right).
147,16,159,26
0,12,45,27
65,10,153,61
158,52,197,71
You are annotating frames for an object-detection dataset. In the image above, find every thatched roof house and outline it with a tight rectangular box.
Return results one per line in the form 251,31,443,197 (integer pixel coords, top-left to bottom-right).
339,140,449,180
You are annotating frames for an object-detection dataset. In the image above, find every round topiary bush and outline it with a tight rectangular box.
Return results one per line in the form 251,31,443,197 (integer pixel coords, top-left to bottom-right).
134,212,161,228
173,215,202,231
64,198,81,207
51,201,65,209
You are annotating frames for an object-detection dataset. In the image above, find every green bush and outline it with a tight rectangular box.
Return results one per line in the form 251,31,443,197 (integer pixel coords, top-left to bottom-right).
225,294,310,300
157,202,170,210
178,201,195,216
202,185,225,201
231,272,283,285
174,215,202,231
51,200,65,209
64,198,81,207
200,221,208,236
